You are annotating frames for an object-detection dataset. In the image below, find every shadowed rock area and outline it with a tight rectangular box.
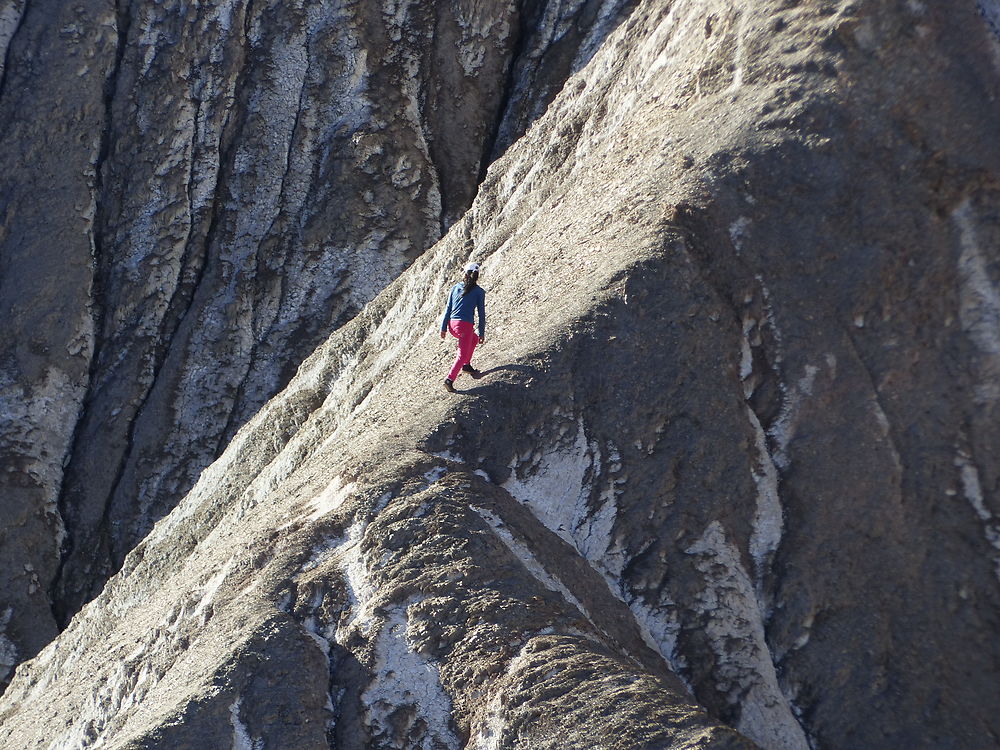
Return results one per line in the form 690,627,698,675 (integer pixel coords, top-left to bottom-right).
1,0,1000,748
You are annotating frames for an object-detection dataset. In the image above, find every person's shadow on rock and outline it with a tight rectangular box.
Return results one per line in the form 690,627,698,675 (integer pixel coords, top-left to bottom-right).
454,364,535,395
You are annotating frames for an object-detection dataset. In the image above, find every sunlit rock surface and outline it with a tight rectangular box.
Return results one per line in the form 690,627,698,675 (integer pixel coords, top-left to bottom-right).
1,0,999,748
0,0,633,682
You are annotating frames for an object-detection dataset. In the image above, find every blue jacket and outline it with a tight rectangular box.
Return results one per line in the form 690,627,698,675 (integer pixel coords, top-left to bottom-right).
441,283,486,337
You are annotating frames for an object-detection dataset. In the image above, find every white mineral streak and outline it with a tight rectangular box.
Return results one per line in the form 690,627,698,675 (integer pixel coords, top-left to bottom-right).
739,297,785,599
471,506,591,621
747,275,800,476
472,500,679,692
740,325,755,391
468,643,533,750
307,476,357,521
576,455,625,568
502,420,593,550
754,274,784,348
953,198,1000,407
768,363,818,471
728,9,749,91
955,450,1000,581
500,419,680,671
361,608,459,750
299,588,339,730
745,406,783,593
230,698,262,750
730,216,751,254
469,683,505,750
333,518,458,748
686,522,809,750
336,522,377,637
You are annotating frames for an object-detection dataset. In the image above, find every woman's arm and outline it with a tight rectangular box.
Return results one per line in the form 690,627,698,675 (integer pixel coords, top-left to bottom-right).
477,289,486,341
440,286,454,333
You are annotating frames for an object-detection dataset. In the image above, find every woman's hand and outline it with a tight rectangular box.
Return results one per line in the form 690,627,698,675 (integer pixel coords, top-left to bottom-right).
440,330,446,340
478,336,486,346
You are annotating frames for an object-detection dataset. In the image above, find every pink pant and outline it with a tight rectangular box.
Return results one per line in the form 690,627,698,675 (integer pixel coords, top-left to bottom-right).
446,320,479,381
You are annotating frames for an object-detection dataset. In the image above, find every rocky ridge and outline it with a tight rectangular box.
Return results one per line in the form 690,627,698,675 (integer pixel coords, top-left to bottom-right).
0,0,999,748
0,0,633,683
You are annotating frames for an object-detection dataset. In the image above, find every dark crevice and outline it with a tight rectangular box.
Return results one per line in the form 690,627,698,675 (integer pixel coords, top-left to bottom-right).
418,5,448,236
842,324,906,480
480,0,639,179
661,213,811,739
475,1,539,187
98,0,261,556
51,0,134,628
161,92,208,343
0,0,28,105
52,0,259,625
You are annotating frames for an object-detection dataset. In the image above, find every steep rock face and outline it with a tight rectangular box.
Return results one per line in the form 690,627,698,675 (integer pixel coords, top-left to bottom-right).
0,1,998,749
0,0,118,688
0,0,633,684
48,0,518,624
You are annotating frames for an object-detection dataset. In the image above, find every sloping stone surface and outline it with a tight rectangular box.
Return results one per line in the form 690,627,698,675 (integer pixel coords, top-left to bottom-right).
1,0,999,748
0,0,633,684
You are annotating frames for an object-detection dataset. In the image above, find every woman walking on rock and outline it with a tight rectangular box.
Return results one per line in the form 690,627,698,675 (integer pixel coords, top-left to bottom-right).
440,262,486,392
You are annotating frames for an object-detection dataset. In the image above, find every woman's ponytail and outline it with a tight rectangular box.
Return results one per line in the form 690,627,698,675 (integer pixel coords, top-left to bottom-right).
462,270,479,296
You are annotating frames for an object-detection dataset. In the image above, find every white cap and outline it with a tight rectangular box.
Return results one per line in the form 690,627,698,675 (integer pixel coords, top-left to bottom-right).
464,262,480,273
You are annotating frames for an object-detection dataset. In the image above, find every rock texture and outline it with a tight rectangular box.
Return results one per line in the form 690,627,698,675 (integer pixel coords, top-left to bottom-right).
1,0,1000,748
0,0,633,683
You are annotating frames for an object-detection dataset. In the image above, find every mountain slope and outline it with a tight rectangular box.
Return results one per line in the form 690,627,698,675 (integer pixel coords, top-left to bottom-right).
1,0,999,748
0,0,635,682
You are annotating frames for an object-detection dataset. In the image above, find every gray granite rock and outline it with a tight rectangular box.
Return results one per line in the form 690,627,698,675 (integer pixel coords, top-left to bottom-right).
1,0,999,748
0,0,632,683
0,0,118,691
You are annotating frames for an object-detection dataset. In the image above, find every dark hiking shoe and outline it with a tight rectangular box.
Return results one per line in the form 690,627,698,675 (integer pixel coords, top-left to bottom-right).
462,364,482,379
444,378,456,393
